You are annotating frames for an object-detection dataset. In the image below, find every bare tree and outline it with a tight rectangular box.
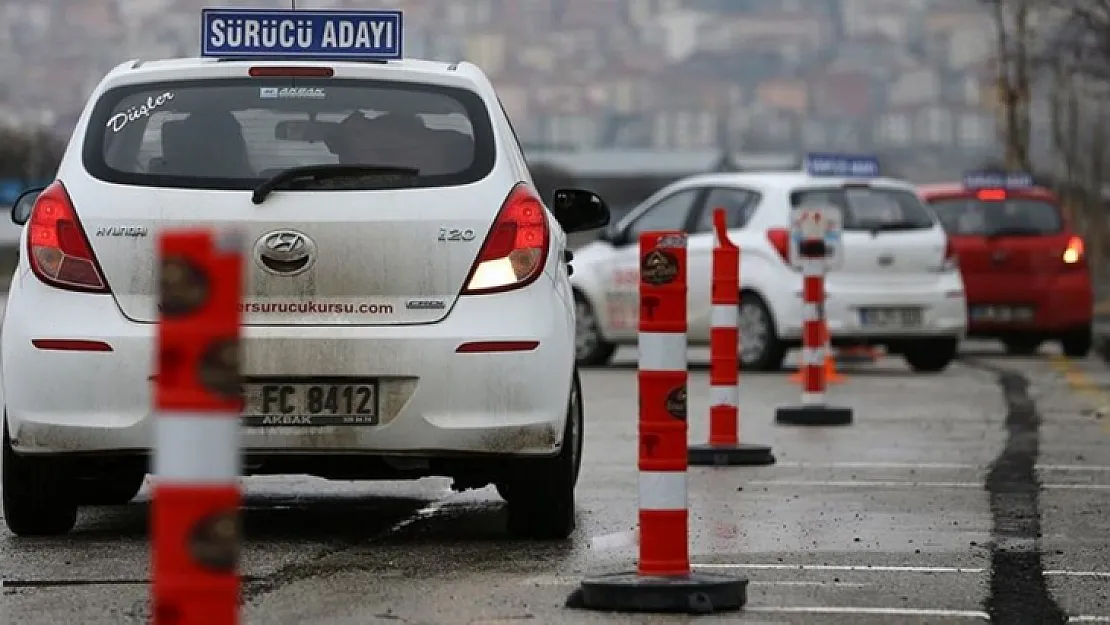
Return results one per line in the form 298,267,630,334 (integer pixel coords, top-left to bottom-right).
982,0,1036,170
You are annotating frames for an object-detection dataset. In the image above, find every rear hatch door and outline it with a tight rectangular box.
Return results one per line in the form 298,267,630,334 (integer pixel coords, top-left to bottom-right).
69,71,506,326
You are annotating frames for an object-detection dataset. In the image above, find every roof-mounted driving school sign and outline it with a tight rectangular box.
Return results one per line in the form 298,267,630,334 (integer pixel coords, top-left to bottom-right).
962,170,1034,189
201,8,403,59
804,152,880,178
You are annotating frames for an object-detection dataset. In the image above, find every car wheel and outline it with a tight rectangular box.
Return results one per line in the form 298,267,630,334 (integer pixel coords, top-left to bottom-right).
903,338,959,373
1002,337,1042,356
2,418,78,536
738,292,786,372
1061,325,1092,359
573,291,616,367
77,472,147,506
497,368,582,540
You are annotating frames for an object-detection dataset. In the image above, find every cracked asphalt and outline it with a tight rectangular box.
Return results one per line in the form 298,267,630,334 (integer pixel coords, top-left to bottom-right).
2,342,1108,624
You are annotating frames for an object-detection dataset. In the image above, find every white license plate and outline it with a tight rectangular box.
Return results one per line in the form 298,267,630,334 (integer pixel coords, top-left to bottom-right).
859,307,923,328
242,382,378,427
970,305,1034,322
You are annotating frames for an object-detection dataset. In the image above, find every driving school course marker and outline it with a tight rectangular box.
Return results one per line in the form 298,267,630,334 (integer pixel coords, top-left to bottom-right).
151,228,245,625
775,202,853,427
201,8,403,60
688,208,775,467
567,231,747,615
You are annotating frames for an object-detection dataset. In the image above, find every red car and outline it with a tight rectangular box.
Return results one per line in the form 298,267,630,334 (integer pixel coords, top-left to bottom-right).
920,175,1092,357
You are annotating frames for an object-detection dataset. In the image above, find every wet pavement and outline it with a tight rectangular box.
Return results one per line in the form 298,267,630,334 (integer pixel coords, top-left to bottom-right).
3,343,1109,624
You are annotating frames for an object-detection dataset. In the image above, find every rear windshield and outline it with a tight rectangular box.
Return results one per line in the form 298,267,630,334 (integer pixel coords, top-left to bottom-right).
928,197,1063,236
82,78,495,190
789,186,936,231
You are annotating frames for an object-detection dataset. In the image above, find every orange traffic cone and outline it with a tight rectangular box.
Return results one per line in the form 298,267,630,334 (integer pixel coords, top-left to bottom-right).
791,323,845,384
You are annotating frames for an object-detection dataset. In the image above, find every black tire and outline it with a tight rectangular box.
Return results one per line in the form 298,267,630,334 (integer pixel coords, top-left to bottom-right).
738,291,787,372
903,338,959,373
1003,337,1042,356
497,368,582,540
77,472,146,506
1061,325,1093,359
573,291,616,367
2,419,78,536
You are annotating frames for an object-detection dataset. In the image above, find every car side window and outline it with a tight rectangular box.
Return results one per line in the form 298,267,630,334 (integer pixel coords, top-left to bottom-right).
693,187,760,233
623,189,701,239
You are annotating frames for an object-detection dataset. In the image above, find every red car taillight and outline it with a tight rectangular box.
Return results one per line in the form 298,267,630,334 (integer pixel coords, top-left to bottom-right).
461,183,550,295
26,181,110,293
1062,235,1086,269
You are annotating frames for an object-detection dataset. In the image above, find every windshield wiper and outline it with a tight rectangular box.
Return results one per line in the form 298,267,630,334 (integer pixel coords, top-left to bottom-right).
251,164,421,204
986,226,1043,238
866,222,929,236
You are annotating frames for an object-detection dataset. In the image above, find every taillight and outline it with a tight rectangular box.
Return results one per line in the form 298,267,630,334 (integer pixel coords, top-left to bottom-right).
26,181,110,293
766,228,792,265
462,183,549,294
1063,235,1085,266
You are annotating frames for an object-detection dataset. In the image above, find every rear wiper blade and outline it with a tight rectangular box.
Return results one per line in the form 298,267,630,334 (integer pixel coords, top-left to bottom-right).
986,227,1042,238
251,164,420,204
867,222,927,236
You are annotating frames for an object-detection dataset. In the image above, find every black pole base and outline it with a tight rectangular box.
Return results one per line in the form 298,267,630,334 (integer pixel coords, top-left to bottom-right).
566,571,747,614
688,442,776,466
775,405,853,426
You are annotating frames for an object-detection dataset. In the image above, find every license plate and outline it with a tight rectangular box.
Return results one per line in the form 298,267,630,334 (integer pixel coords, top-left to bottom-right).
242,382,378,427
859,307,923,328
970,305,1034,323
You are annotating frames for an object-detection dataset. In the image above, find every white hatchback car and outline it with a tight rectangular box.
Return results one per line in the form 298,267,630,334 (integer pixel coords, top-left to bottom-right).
571,171,967,371
1,54,609,538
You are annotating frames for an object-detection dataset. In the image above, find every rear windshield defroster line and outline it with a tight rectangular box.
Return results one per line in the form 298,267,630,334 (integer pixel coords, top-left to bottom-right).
81,77,496,191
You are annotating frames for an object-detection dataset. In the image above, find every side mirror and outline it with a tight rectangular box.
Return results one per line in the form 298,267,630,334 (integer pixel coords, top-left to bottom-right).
12,187,44,226
550,188,610,234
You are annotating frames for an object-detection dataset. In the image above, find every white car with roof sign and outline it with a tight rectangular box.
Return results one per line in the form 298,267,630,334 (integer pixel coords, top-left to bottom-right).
570,154,967,372
0,8,610,539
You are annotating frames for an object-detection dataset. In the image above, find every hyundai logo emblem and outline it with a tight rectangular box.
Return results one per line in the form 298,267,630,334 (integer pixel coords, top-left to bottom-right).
254,229,316,276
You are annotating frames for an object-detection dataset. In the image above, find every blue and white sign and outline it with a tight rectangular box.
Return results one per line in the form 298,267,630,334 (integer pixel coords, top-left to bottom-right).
201,9,403,60
962,170,1033,189
805,152,880,178
788,203,844,270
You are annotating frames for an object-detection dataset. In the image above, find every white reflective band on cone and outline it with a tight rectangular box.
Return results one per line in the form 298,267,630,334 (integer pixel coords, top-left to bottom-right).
154,413,240,483
710,304,738,328
638,332,687,372
802,303,820,320
801,391,824,405
801,258,824,276
800,347,824,365
638,470,688,511
710,385,739,407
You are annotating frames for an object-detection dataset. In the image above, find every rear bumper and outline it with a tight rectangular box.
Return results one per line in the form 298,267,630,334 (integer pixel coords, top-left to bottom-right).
965,271,1092,336
3,272,575,459
771,273,967,340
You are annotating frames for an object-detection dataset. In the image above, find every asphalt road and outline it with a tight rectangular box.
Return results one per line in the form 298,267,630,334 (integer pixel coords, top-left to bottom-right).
2,342,1109,624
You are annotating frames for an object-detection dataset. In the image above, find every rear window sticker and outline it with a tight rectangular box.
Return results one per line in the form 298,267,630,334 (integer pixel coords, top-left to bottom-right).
106,92,176,133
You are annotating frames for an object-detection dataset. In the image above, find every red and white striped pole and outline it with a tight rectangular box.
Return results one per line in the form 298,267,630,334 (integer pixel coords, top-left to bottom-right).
776,208,852,426
689,209,774,466
572,231,747,614
151,228,244,625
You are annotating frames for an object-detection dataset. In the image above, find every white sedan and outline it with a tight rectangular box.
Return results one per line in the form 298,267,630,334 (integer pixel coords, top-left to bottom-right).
1,53,609,538
570,171,967,371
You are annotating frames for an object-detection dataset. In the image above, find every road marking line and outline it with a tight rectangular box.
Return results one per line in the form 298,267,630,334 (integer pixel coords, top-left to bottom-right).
773,461,1110,472
695,564,984,574
1069,617,1110,623
745,606,989,620
744,479,1110,490
694,564,1110,578
750,581,868,588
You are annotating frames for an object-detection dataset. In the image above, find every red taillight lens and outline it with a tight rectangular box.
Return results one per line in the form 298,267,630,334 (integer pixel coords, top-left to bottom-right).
462,183,550,295
1063,235,1085,266
976,189,1006,201
248,66,334,77
766,228,792,264
26,181,110,293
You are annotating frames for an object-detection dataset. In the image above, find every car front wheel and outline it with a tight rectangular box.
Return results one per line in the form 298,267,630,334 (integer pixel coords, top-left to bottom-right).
738,293,787,371
496,368,582,540
2,419,79,536
573,292,616,367
77,472,147,506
